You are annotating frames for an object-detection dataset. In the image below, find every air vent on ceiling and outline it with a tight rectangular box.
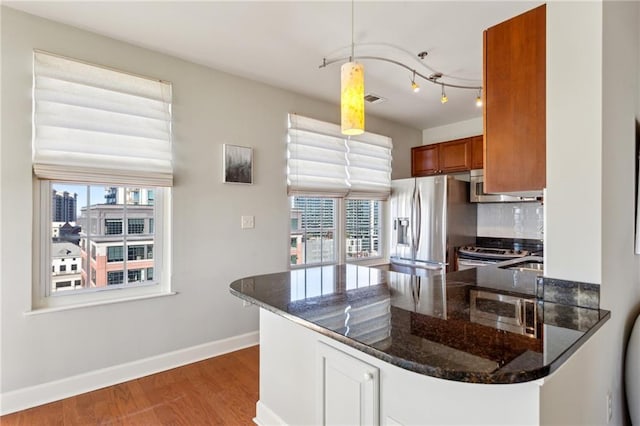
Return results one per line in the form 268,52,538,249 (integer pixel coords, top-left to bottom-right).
364,93,386,104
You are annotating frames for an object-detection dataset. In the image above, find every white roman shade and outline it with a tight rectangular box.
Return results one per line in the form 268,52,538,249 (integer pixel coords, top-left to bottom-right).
287,114,392,200
287,114,349,197
347,132,393,200
33,51,173,186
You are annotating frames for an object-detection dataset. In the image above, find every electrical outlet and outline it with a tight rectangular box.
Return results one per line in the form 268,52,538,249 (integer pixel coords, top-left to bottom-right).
607,392,613,423
241,215,255,229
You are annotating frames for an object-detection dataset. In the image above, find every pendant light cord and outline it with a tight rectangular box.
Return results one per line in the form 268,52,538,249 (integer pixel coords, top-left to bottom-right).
351,0,355,60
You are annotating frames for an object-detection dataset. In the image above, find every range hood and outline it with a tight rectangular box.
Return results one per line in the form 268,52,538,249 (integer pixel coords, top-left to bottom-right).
469,170,541,203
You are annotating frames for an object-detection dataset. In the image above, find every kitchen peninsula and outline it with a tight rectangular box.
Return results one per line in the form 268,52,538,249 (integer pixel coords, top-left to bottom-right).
230,263,609,425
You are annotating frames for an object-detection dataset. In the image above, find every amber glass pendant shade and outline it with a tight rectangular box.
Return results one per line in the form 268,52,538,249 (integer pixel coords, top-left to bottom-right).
341,61,364,136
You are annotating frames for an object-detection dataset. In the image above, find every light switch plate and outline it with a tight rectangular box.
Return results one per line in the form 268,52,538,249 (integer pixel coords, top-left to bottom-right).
241,215,255,229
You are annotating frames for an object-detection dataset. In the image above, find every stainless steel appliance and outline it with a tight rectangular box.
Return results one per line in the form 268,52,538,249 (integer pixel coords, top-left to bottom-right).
470,289,537,337
457,246,531,270
470,170,541,203
390,176,476,271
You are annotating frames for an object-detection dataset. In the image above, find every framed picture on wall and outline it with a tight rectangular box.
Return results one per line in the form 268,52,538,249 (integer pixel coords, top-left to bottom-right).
223,144,253,184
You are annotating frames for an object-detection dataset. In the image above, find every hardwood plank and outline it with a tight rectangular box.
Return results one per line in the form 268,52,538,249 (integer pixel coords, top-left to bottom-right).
0,345,259,425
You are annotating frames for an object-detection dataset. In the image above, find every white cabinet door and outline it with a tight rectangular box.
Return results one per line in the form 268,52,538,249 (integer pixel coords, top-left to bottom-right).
317,342,380,426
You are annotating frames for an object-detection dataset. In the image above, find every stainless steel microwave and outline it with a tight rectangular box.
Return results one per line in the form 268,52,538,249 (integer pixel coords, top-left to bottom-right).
470,169,540,203
470,289,537,338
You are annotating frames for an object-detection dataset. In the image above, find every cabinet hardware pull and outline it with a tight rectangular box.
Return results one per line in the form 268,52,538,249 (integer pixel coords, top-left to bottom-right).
363,372,374,381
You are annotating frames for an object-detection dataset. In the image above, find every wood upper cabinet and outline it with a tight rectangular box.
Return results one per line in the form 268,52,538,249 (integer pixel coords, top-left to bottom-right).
411,144,439,176
483,4,546,193
439,139,471,173
470,135,484,170
411,136,482,177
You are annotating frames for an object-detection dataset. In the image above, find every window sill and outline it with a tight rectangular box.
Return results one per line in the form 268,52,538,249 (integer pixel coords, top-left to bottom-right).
25,291,177,316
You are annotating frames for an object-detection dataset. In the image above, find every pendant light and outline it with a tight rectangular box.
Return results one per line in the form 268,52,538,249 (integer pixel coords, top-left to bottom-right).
341,0,364,136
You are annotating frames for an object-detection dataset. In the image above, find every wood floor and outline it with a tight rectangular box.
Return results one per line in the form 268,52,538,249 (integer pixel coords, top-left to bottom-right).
1,345,259,425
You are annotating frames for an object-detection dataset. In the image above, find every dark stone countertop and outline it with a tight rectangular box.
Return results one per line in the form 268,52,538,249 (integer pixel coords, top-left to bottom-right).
229,263,609,384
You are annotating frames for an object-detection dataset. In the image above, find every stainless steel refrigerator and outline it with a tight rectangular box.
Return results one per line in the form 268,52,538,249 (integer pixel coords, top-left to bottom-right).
389,175,477,272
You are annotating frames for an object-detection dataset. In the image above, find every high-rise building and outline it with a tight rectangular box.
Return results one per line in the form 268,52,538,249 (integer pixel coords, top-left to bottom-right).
345,200,379,257
290,197,336,265
105,187,155,205
52,190,77,222
78,203,155,288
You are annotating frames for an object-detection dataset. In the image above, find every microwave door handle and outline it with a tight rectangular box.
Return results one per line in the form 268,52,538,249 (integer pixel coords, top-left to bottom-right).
516,299,524,326
523,300,537,335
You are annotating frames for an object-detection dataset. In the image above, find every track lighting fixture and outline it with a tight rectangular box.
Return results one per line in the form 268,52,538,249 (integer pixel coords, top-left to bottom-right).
321,53,481,108
411,71,420,93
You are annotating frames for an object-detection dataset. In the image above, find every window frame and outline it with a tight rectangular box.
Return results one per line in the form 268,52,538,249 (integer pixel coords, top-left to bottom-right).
33,180,172,310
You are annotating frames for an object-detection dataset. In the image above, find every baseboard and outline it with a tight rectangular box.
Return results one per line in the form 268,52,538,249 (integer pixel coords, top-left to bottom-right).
254,400,287,426
0,331,259,416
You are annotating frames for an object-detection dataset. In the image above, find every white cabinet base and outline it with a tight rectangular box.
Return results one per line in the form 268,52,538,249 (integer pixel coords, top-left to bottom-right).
257,309,543,425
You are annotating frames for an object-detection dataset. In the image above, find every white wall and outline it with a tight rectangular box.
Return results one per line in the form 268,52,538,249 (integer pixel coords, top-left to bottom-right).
0,6,421,402
421,117,482,145
545,2,603,283
541,2,640,425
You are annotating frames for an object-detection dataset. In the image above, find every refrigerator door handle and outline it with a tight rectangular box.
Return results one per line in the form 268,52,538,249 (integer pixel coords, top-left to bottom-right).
415,189,422,251
410,186,418,251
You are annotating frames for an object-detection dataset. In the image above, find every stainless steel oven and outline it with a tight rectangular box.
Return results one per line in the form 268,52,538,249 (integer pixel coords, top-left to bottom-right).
470,289,537,337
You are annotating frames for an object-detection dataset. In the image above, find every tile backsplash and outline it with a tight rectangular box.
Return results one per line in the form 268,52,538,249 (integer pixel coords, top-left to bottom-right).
477,202,544,239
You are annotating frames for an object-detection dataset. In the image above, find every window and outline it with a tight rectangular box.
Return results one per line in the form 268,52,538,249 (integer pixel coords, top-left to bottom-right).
105,219,123,235
128,218,145,234
128,269,142,282
107,246,124,262
146,268,154,281
47,184,161,290
128,245,145,261
32,51,173,309
346,200,382,259
56,281,72,289
107,271,124,285
286,114,391,267
289,197,337,266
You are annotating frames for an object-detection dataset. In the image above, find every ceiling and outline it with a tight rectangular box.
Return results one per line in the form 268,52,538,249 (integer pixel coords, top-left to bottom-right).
6,1,543,130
